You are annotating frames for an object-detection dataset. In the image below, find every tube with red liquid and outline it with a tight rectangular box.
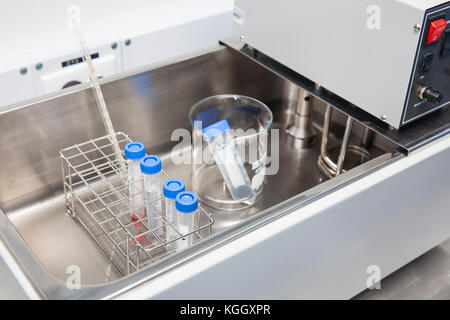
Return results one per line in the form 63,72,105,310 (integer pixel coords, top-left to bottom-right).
124,142,146,225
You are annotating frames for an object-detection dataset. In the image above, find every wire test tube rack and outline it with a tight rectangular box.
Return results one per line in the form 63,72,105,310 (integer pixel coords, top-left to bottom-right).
60,132,214,276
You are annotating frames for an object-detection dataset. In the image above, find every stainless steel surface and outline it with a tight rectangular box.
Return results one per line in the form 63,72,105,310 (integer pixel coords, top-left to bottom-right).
0,46,401,298
60,133,213,276
355,237,450,300
286,89,315,148
220,38,450,152
6,195,123,285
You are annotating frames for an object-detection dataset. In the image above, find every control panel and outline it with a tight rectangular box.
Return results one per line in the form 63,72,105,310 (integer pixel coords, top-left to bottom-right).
403,3,450,125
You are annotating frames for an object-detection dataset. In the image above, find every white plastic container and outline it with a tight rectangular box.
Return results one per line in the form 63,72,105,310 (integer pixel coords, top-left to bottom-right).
203,119,253,199
175,191,198,251
124,142,146,223
163,179,185,249
140,155,163,237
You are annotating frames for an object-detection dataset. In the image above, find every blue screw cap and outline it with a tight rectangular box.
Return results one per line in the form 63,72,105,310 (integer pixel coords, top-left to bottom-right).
163,179,185,199
176,191,198,213
124,142,145,160
140,155,161,174
202,119,231,140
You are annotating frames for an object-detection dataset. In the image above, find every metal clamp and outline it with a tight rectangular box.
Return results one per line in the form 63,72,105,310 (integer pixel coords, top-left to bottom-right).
318,105,371,178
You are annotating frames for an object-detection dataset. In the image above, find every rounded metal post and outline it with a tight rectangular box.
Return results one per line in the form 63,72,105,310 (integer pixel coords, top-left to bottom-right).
286,89,316,148
335,117,354,175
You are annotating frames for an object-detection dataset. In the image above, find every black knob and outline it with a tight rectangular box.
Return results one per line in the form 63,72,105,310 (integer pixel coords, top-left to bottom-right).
421,87,443,104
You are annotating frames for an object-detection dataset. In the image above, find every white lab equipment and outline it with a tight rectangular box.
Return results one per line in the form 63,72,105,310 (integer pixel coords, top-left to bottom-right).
140,155,163,237
163,179,186,249
175,191,198,251
202,119,253,199
124,142,146,223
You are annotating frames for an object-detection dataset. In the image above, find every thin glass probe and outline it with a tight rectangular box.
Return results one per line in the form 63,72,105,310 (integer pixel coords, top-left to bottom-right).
78,31,127,176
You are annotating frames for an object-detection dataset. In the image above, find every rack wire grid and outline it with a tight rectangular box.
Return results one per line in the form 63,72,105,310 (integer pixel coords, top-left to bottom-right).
60,132,214,276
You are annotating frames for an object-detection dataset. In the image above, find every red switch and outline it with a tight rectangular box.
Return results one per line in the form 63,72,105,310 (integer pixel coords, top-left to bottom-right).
426,18,447,45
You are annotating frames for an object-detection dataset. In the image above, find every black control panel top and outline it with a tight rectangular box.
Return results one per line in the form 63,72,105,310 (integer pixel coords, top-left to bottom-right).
402,2,450,126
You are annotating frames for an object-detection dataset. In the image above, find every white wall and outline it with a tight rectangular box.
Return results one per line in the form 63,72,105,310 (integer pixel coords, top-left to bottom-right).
0,0,233,107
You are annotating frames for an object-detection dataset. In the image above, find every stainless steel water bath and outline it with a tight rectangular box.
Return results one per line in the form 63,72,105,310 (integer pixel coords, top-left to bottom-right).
0,46,448,299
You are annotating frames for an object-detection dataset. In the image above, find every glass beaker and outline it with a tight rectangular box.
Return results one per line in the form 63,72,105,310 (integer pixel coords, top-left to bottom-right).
189,94,273,210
